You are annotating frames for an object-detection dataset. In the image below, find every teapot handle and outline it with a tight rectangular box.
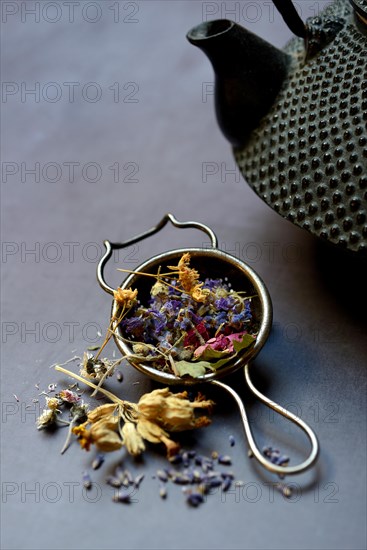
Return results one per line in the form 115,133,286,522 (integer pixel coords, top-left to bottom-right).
97,213,218,295
212,363,319,475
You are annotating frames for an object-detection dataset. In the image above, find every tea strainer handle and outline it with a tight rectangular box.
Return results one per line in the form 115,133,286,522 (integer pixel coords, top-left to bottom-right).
97,213,218,295
212,364,319,475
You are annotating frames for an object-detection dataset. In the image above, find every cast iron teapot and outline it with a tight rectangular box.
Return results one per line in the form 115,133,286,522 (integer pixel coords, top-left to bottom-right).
187,0,367,254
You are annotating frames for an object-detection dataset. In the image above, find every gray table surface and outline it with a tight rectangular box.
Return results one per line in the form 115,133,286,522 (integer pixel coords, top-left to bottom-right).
1,1,366,549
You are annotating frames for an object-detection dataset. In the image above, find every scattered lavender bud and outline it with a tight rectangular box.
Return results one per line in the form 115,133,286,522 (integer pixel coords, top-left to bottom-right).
229,435,235,447
169,454,183,465
218,455,232,466
282,485,292,498
123,470,134,485
134,474,145,489
263,446,290,467
82,471,92,490
192,470,203,483
112,489,131,504
116,371,124,383
221,471,235,480
195,455,203,466
182,452,190,467
171,473,191,485
221,477,232,492
206,471,222,479
92,454,105,470
187,492,204,507
186,471,197,484
156,469,168,482
187,450,196,459
203,476,222,488
114,466,125,482
106,475,122,488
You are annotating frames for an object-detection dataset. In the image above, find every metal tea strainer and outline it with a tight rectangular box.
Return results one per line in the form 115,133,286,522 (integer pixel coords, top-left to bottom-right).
97,213,319,475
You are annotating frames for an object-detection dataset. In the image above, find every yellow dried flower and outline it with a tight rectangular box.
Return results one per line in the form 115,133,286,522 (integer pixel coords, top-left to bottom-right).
87,403,118,423
113,287,138,308
137,418,180,458
121,422,145,456
151,281,169,297
46,397,59,411
73,415,123,452
72,423,92,450
168,253,211,303
55,366,214,459
168,253,199,292
191,284,210,303
90,417,122,452
137,417,169,443
137,388,214,432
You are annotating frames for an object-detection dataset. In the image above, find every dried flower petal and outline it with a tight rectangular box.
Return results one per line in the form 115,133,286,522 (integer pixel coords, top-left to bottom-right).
72,423,93,451
87,403,118,423
46,397,59,411
137,388,214,432
113,287,138,308
121,422,145,456
37,409,57,429
58,389,80,403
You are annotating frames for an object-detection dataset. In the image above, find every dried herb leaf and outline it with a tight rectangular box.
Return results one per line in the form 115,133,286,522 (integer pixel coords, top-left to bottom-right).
175,360,214,378
232,333,256,353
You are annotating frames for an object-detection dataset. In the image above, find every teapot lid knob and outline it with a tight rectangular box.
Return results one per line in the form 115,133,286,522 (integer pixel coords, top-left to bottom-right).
349,0,367,23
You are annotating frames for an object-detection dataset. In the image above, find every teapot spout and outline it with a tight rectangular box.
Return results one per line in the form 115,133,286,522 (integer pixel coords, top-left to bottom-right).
187,20,290,148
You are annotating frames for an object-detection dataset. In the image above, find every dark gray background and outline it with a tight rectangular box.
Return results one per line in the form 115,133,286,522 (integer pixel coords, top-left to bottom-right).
1,1,366,549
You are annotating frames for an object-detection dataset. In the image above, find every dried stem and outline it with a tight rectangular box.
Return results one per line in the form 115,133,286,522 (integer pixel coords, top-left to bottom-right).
60,419,76,455
55,366,124,405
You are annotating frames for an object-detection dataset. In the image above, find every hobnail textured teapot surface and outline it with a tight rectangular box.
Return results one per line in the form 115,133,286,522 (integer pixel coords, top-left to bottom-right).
235,0,367,253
